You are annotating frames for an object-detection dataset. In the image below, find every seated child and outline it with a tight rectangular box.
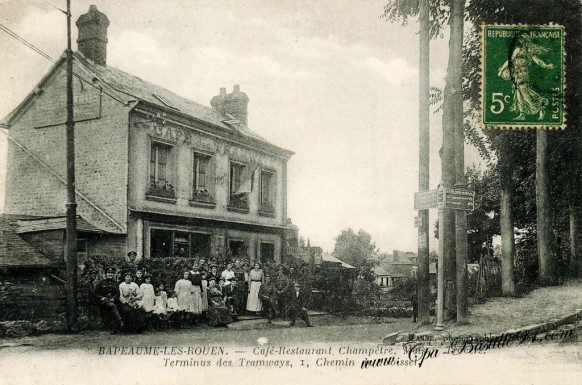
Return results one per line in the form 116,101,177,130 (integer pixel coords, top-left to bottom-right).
153,288,167,315
166,291,186,328
158,283,168,309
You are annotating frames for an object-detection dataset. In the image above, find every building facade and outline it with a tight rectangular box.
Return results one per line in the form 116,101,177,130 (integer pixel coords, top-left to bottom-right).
1,6,293,267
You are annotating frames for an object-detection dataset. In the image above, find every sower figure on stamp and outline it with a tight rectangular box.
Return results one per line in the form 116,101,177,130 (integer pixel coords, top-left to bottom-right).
93,267,123,334
258,274,276,324
498,33,554,121
288,282,313,327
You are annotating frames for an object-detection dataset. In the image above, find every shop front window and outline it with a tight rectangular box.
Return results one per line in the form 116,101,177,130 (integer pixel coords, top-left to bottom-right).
150,229,210,258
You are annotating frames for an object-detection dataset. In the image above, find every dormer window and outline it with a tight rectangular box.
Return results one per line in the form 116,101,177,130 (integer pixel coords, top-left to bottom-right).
153,94,178,110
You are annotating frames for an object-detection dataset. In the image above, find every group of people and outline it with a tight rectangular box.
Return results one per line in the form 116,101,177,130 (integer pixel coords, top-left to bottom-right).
89,254,313,334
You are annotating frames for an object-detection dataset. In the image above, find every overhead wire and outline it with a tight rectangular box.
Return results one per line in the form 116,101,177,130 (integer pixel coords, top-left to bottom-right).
0,22,130,107
36,0,67,15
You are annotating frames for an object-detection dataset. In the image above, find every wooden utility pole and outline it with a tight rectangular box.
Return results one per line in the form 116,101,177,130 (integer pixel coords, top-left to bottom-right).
65,0,79,331
417,0,431,325
450,0,468,324
437,0,460,329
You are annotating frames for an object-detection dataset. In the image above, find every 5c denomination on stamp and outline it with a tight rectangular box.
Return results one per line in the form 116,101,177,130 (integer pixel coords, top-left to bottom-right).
481,24,565,129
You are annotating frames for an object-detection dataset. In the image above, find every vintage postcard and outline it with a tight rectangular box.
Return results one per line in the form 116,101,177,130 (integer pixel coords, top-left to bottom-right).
0,1,581,385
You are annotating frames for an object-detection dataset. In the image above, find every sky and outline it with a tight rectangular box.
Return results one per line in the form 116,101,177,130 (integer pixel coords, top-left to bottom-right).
0,0,482,254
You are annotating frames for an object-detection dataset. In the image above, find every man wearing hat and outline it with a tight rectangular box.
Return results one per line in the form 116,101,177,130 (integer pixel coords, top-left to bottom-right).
93,267,124,334
288,282,313,327
134,269,145,287
275,266,291,318
258,275,277,324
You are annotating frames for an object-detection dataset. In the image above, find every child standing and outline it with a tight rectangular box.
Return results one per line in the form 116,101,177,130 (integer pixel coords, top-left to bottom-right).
140,274,155,312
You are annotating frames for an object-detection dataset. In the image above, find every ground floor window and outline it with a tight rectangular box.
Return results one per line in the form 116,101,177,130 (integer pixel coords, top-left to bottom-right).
150,229,211,258
228,240,247,259
260,242,275,265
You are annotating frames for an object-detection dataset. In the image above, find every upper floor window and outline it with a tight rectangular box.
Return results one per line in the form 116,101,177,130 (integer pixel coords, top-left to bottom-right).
260,170,276,215
148,141,175,200
229,161,249,212
191,152,215,206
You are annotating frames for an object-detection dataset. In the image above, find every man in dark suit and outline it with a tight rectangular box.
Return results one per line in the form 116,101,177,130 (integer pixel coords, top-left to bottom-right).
93,267,123,334
288,282,313,327
259,275,277,324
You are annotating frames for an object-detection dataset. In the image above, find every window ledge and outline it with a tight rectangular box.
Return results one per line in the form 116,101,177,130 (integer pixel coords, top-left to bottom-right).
259,210,276,218
227,206,250,214
189,200,216,209
146,194,177,204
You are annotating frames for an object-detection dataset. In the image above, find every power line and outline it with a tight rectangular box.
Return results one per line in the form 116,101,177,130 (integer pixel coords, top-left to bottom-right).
37,0,67,15
0,22,129,107
0,24,54,62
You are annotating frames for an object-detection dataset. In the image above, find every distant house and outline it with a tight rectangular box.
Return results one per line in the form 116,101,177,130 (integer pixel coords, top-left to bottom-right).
377,249,438,292
287,246,323,265
372,265,405,291
321,253,356,269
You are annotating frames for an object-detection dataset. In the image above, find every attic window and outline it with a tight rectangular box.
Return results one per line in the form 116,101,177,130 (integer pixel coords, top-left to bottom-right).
153,94,178,110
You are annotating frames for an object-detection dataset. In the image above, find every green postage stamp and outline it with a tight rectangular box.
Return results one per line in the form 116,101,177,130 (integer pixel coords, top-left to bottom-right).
481,25,565,129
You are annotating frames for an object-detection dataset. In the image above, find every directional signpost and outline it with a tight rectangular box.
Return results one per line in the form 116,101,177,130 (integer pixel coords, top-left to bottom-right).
442,188,474,211
414,189,439,210
414,188,474,211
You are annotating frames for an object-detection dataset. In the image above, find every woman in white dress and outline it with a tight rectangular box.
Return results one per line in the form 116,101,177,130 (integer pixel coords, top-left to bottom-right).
119,273,146,333
189,265,203,317
174,271,194,322
139,274,155,312
200,271,209,313
246,263,263,313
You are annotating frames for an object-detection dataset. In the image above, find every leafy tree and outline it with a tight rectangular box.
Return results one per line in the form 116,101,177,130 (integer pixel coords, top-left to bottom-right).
466,165,500,263
332,228,376,270
385,0,582,288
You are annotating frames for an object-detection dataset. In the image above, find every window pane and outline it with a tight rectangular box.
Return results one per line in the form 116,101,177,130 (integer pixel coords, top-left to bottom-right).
151,142,172,186
191,233,211,258
158,146,168,183
194,154,209,191
230,163,245,193
260,243,275,265
261,171,275,208
150,144,156,183
151,229,173,258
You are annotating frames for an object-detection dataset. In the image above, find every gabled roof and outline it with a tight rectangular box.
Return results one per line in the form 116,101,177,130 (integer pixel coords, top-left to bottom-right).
78,54,292,157
15,216,111,234
0,215,56,267
376,264,406,278
372,266,390,276
1,52,293,159
321,253,356,269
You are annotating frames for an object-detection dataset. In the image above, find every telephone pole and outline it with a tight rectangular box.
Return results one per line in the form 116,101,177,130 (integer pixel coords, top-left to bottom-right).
436,0,459,329
450,0,468,323
417,0,431,325
65,0,79,331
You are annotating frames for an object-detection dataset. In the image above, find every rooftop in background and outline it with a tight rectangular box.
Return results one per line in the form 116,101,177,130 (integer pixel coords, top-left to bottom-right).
321,253,356,269
0,215,57,267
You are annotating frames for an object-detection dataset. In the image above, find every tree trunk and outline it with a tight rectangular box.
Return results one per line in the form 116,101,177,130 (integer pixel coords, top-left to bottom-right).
450,0,467,324
536,129,557,285
438,0,458,325
417,0,431,325
569,197,577,277
500,137,516,296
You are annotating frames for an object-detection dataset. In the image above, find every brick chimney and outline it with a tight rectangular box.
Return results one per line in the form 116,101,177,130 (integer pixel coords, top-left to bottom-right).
210,85,250,125
76,5,110,66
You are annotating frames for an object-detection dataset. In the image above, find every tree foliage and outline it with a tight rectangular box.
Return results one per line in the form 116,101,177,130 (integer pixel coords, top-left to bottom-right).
332,228,377,269
385,0,582,281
